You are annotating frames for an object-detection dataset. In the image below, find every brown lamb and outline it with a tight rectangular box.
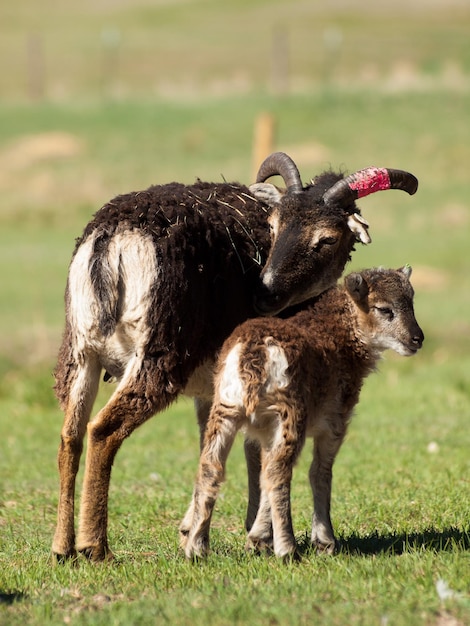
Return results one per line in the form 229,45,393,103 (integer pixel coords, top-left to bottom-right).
181,266,424,560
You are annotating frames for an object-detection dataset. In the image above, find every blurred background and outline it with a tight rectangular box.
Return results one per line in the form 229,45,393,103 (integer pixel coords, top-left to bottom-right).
0,0,469,380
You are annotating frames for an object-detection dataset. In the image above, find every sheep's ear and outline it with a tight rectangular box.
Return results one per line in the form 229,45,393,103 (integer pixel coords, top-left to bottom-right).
249,182,285,207
347,213,371,244
399,264,412,279
344,272,369,303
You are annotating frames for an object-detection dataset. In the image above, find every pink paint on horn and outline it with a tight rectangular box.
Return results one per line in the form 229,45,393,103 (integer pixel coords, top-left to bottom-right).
348,168,391,198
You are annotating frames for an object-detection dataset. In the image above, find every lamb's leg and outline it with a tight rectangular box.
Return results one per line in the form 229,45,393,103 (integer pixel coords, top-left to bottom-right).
52,353,101,561
309,428,345,554
247,405,305,559
244,438,262,532
244,481,273,553
184,404,239,559
76,358,175,562
179,398,212,542
248,446,300,559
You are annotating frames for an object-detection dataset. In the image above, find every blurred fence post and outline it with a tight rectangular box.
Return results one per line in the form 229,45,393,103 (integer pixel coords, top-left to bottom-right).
252,112,276,181
27,33,45,101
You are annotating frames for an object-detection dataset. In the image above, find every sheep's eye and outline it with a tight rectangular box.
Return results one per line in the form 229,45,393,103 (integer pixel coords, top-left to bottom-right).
376,306,394,320
313,236,338,249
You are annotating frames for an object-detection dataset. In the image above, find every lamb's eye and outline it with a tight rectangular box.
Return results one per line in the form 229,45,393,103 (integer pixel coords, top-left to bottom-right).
376,306,394,320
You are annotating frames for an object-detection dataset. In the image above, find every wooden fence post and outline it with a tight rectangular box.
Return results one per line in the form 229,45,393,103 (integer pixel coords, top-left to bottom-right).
252,112,276,181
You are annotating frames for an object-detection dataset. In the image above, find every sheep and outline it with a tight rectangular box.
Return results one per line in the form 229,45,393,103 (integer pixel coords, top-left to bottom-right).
51,151,419,562
181,266,424,560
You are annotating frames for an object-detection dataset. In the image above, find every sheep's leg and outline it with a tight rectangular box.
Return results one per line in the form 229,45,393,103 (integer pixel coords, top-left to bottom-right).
179,397,212,540
76,359,175,562
52,354,101,561
184,405,239,559
309,428,345,554
244,438,262,531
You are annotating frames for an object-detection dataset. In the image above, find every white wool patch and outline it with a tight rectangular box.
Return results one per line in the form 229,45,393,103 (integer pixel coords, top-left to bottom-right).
218,343,244,407
261,267,275,289
264,341,289,392
68,230,159,369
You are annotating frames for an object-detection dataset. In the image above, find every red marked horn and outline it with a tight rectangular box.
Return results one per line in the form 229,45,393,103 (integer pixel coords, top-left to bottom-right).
323,167,418,207
256,152,303,194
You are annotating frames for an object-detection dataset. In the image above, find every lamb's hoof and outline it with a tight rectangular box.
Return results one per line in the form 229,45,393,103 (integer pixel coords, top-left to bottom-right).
184,544,208,562
281,549,301,564
78,544,114,563
245,535,274,555
312,537,339,555
52,549,78,565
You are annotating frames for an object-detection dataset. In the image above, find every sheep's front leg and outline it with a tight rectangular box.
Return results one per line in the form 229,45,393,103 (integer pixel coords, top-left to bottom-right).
52,356,100,561
184,406,239,559
309,427,346,555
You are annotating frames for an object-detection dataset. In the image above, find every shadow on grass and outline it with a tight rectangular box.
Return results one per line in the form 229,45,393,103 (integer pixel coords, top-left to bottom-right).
0,592,26,605
339,526,470,556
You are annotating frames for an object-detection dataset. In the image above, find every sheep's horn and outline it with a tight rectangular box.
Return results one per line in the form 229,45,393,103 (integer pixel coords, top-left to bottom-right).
322,167,418,207
256,152,303,194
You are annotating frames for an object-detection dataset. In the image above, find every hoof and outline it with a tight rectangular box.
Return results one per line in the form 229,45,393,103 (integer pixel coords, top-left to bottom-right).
52,549,78,565
78,544,114,563
281,549,301,563
245,535,274,555
312,537,339,555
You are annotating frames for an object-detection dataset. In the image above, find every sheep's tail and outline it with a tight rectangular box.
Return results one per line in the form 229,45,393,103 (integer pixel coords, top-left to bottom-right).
88,230,120,336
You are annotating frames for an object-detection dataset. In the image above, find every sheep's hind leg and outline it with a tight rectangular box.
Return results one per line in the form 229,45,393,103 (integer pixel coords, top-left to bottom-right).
52,354,101,562
76,359,175,562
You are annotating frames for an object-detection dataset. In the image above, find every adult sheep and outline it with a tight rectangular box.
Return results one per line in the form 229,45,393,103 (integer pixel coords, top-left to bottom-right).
52,152,418,561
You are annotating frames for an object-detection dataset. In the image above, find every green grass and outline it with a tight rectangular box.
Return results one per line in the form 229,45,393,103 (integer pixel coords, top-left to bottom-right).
1,0,470,623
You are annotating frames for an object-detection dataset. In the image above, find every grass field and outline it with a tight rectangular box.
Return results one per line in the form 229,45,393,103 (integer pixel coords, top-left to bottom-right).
1,1,469,625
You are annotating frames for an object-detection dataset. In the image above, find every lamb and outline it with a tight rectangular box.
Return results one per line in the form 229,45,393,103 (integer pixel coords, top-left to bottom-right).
52,151,418,562
181,266,424,560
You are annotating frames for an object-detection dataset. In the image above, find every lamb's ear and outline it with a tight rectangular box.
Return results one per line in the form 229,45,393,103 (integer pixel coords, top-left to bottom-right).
399,264,412,279
344,272,369,303
249,182,285,207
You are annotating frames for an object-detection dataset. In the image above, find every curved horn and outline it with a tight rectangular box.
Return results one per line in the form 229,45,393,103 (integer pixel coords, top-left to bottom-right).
322,167,418,207
256,152,303,194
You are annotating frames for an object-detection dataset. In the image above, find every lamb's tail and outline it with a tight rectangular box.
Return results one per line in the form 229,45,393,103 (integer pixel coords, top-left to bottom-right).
239,344,267,415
